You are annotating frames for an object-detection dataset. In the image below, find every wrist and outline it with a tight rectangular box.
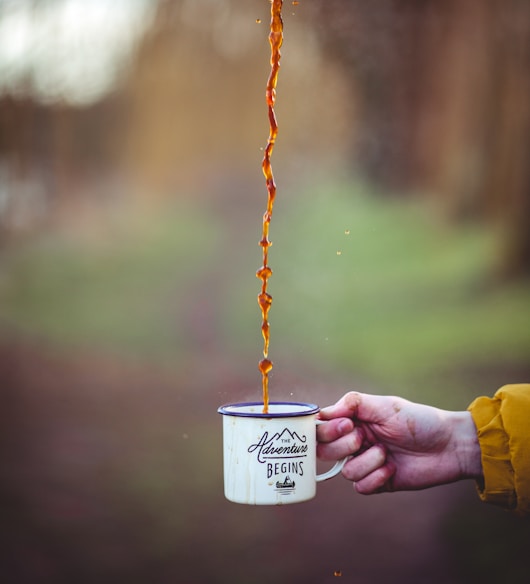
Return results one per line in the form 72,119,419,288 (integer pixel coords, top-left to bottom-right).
449,411,483,480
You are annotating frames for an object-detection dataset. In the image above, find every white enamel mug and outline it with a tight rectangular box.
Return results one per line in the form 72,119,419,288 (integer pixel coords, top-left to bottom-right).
218,401,347,505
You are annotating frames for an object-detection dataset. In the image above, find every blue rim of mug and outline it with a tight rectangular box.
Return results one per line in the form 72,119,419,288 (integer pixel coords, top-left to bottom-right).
217,401,320,418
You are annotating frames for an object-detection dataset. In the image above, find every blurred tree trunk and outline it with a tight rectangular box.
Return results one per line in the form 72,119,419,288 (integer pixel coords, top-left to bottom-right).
478,2,530,279
307,0,530,279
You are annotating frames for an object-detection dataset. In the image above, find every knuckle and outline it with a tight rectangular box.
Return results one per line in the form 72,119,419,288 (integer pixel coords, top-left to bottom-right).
374,444,387,465
346,429,363,453
341,459,357,481
316,443,333,461
344,391,362,410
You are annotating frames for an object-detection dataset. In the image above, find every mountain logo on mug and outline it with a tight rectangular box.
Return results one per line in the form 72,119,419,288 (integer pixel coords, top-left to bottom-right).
247,428,309,464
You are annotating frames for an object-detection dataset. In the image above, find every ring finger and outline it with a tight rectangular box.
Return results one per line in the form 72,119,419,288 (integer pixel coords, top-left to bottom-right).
342,444,387,482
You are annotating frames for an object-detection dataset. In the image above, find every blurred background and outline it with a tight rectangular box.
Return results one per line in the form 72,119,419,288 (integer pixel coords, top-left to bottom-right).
1,0,529,582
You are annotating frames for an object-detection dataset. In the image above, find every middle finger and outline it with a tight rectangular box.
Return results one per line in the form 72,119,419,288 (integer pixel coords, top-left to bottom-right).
317,426,364,461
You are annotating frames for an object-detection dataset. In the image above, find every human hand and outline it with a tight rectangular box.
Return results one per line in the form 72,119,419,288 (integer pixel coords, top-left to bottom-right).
317,391,482,494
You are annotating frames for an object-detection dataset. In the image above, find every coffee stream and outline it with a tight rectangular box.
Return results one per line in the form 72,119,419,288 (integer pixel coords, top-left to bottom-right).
257,0,283,414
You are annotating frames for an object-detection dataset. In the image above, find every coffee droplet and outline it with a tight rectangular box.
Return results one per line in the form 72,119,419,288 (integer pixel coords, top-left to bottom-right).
259,358,273,374
256,18,262,23
257,292,273,314
256,265,273,280
334,570,343,577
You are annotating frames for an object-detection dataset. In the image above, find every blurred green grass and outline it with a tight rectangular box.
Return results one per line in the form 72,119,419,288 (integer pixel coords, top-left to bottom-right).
1,180,528,406
0,200,222,359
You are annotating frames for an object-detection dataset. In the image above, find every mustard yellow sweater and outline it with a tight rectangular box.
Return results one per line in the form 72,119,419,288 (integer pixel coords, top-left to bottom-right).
468,384,530,515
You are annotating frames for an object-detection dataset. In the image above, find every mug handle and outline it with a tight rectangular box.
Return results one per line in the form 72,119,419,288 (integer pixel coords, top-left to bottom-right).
315,419,348,482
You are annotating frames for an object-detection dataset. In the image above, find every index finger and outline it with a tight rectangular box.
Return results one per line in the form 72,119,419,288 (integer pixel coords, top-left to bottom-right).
316,417,354,443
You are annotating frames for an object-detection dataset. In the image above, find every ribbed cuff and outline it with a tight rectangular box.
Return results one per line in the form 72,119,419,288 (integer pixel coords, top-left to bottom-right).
467,394,517,510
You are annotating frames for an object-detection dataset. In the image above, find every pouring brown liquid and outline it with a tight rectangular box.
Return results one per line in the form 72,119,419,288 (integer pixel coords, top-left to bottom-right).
257,0,283,414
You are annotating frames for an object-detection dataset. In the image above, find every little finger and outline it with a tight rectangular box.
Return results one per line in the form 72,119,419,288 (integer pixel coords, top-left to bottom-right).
354,462,397,495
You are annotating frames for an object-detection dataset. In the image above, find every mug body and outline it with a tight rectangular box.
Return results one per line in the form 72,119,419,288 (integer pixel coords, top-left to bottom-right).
218,402,320,505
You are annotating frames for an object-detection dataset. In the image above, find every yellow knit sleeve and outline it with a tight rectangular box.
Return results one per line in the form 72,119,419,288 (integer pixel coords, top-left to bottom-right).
468,383,530,515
